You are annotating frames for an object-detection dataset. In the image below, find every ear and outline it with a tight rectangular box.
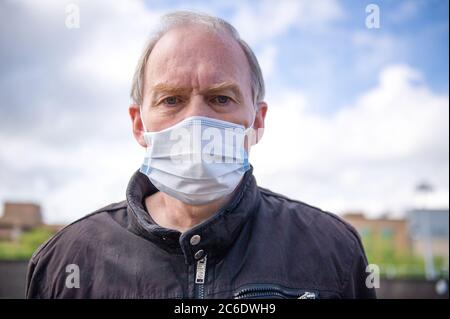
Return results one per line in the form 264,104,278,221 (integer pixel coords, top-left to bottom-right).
129,104,147,148
253,101,268,144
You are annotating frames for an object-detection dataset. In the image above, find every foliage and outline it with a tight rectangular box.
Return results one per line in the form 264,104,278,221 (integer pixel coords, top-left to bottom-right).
362,231,448,279
0,228,54,260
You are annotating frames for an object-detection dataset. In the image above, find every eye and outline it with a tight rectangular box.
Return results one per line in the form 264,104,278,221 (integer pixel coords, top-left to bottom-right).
212,95,231,105
162,96,180,106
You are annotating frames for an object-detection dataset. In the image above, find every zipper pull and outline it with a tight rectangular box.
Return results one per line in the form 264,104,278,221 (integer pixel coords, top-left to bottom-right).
298,292,316,299
195,256,207,284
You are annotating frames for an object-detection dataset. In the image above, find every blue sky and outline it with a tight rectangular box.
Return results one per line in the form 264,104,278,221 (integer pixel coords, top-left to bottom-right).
0,0,448,223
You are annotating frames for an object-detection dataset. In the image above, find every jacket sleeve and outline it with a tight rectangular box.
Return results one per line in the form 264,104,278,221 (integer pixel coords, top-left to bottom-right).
25,237,56,299
25,254,52,299
26,257,40,298
341,234,377,299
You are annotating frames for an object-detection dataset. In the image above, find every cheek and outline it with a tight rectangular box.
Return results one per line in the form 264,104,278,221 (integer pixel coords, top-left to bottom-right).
219,96,255,125
140,99,172,132
145,117,174,132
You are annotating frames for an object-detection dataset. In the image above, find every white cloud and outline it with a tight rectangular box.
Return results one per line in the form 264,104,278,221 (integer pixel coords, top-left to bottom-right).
387,0,425,24
231,0,344,44
251,64,449,217
256,45,278,80
0,0,160,223
0,133,143,223
351,31,403,78
66,0,164,89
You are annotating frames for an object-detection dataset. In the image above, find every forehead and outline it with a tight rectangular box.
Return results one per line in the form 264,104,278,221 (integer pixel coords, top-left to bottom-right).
145,25,252,91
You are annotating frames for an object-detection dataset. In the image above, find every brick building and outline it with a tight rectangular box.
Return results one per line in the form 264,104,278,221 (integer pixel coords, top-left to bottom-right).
0,202,43,241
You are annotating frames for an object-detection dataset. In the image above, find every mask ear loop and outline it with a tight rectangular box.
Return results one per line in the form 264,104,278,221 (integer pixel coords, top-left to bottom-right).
140,105,153,151
245,103,258,131
244,109,258,153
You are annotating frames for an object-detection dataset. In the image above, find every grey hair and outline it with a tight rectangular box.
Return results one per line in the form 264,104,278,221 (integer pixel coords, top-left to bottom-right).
130,10,265,107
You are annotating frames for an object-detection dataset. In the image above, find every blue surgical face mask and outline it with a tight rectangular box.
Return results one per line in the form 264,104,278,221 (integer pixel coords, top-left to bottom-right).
139,115,255,205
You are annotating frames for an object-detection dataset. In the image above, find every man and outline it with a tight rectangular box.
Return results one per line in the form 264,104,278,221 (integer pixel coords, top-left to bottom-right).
26,11,376,299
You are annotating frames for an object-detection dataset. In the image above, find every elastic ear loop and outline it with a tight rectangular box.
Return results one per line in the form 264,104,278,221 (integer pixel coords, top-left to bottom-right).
139,106,151,174
140,106,153,152
243,111,258,160
246,101,260,132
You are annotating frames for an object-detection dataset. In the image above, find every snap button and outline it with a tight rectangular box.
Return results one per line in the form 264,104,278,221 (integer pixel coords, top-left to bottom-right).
194,249,204,260
190,234,201,246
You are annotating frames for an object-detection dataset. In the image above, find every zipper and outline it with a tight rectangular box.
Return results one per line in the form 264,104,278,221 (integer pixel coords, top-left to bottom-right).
234,284,318,299
195,255,207,299
298,292,317,299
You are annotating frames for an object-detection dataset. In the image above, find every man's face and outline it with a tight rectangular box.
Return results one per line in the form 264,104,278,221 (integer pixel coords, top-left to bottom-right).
131,25,267,147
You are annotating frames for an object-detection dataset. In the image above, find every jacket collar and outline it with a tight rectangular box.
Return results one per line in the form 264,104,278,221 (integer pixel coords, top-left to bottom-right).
126,166,260,265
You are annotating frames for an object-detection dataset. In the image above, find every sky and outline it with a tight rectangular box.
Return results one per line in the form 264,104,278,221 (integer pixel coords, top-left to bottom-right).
0,0,448,224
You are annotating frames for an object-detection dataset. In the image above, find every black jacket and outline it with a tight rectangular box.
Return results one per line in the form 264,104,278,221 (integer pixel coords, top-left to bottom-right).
26,167,376,299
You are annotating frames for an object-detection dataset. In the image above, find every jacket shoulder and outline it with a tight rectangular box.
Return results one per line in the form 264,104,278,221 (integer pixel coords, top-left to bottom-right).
26,201,128,298
30,201,127,263
258,186,362,245
257,187,375,298
259,187,360,241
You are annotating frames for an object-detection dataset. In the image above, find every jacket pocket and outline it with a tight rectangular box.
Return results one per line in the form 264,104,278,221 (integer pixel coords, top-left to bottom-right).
233,283,319,299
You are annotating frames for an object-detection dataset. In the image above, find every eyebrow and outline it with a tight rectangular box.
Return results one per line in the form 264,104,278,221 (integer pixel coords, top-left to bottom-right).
151,81,244,102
